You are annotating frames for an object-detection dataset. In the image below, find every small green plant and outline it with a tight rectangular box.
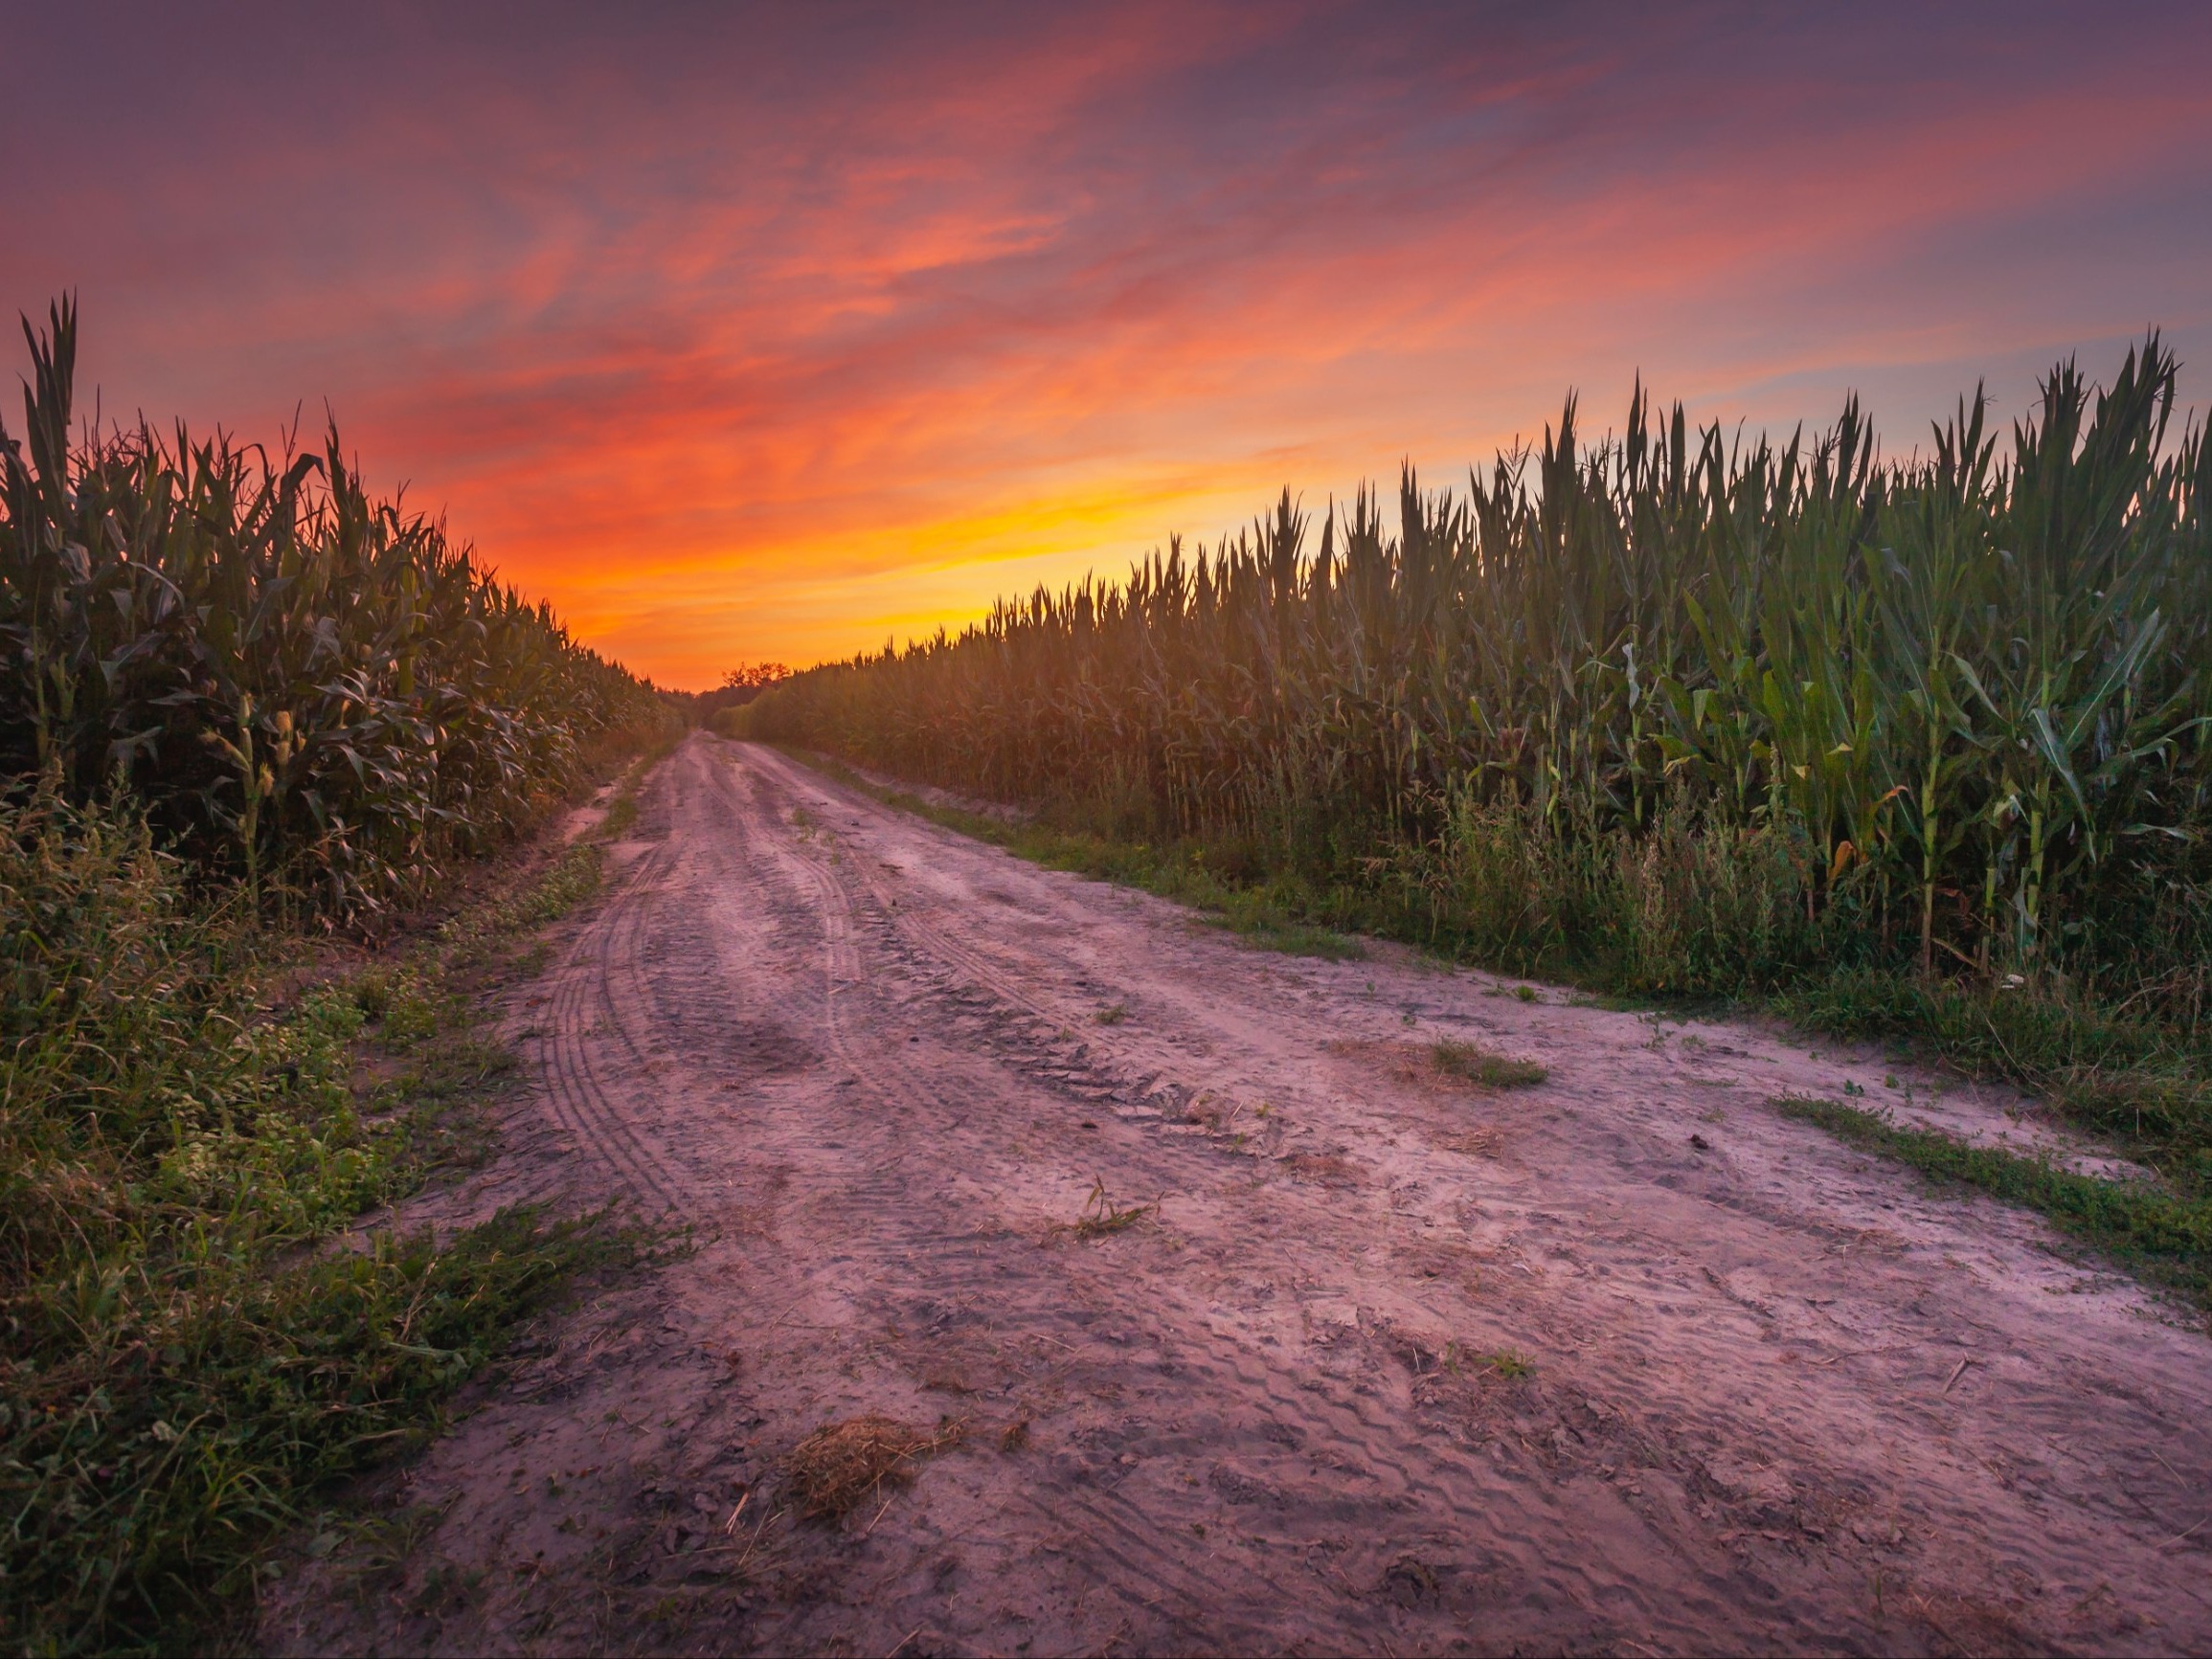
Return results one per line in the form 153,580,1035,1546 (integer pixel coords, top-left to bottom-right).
1451,1347,1530,1379
1052,1177,1159,1241
1095,1001,1129,1025
1433,1039,1547,1089
1514,985,1540,1004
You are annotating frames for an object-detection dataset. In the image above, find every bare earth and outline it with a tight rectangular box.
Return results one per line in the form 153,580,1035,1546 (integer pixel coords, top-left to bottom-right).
263,735,2212,1657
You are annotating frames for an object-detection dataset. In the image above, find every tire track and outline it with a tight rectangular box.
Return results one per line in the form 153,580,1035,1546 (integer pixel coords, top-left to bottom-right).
740,745,1199,1127
532,830,690,1208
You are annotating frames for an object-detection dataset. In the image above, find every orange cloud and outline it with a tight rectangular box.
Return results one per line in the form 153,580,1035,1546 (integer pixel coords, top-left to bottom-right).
9,4,2210,686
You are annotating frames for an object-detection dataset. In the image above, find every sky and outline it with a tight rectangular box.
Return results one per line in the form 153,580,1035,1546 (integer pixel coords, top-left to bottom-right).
6,2,2210,689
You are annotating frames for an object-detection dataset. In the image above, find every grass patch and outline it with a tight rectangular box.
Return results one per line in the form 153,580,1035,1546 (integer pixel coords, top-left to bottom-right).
596,724,684,841
600,794,641,839
961,815,1366,960
1446,1346,1530,1379
339,839,606,1175
1432,1039,1546,1088
1774,1094,2212,1312
1772,970,2212,1183
0,783,641,1654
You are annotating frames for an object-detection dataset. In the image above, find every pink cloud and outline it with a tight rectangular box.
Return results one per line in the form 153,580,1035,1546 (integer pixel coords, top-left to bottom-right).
7,4,2209,686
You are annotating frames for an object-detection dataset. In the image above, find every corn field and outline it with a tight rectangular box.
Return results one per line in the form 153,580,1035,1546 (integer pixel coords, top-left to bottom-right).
741,338,2212,1004
0,301,664,921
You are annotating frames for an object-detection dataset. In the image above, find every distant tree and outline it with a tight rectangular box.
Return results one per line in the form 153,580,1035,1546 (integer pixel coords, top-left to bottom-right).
721,662,792,691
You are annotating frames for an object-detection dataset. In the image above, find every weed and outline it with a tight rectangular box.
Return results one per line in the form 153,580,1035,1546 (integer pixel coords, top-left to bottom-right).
1455,1348,1530,1379
1095,1002,1129,1025
1050,1177,1159,1241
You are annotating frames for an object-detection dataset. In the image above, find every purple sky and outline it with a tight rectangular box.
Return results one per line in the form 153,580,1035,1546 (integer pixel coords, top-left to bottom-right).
7,1,2208,684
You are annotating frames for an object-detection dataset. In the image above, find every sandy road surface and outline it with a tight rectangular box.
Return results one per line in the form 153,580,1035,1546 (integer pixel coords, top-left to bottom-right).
267,735,2212,1656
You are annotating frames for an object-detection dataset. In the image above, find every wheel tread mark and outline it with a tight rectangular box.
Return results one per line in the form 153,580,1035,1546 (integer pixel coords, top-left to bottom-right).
530,781,695,1209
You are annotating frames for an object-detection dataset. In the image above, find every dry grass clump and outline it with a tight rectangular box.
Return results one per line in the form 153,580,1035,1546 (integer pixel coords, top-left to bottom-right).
785,1415,963,1520
1279,1151,1362,1185
1433,1039,1547,1088
1439,1126,1504,1156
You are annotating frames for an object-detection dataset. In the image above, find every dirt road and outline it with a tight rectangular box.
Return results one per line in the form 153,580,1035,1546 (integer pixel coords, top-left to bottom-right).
267,735,2212,1656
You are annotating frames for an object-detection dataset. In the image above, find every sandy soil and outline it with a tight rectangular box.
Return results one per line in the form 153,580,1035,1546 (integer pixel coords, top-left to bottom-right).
261,735,2212,1657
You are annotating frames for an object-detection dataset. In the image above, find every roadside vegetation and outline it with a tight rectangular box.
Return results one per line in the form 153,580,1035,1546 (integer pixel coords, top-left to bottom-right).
1776,1096,2212,1311
733,339,2212,1300
0,301,676,1651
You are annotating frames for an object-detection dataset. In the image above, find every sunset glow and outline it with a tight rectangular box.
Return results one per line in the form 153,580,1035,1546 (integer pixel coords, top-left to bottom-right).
10,2,2211,687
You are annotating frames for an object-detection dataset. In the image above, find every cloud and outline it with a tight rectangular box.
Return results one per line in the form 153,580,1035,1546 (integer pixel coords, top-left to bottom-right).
7,2,2210,685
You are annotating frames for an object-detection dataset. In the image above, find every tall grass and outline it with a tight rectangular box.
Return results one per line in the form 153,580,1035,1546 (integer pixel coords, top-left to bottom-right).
738,341,2212,1161
1,299,668,924
0,783,638,1652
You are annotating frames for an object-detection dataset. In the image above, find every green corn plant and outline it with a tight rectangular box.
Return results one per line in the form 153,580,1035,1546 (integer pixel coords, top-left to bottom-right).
736,333,2209,1008
0,298,667,921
